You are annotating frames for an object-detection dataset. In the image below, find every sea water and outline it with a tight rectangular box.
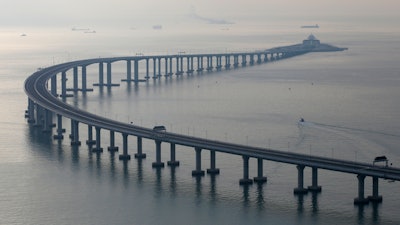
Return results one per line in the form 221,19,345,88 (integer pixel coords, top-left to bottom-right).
0,22,400,224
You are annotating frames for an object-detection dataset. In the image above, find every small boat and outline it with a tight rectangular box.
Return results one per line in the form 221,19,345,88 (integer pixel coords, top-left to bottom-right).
301,24,319,28
299,118,305,123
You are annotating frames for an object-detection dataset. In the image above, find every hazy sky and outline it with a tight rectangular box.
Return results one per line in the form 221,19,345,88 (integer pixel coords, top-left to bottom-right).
1,0,399,27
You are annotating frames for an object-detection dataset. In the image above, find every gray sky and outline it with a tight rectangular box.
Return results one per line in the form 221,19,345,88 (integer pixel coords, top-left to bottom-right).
1,0,399,27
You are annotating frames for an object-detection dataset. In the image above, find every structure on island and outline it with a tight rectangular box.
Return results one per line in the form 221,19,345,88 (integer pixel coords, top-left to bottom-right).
268,34,348,55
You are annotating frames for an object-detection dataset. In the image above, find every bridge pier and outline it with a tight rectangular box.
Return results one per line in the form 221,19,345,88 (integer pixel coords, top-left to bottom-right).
119,133,131,160
134,136,146,158
152,58,157,79
206,150,220,174
253,158,267,183
107,130,119,152
294,165,308,194
167,143,179,166
106,62,120,87
192,147,205,176
26,98,35,123
368,176,382,203
354,174,369,204
70,120,81,146
308,167,322,192
92,126,103,152
85,125,96,145
239,155,253,185
53,114,64,139
60,71,73,98
94,62,104,86
152,140,165,167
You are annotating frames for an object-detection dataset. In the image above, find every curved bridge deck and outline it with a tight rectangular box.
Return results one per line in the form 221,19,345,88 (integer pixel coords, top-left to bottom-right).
24,45,400,205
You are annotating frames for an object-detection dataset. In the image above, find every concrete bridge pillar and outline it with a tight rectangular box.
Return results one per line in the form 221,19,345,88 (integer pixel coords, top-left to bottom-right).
241,55,247,66
180,57,184,73
240,155,253,185
294,165,308,194
81,66,87,91
86,125,96,145
206,150,220,174
308,167,322,192
70,120,81,146
42,109,52,133
164,58,169,76
167,143,179,166
253,158,267,183
153,58,157,79
53,114,64,139
73,67,78,91
250,54,254,65
50,75,57,97
126,60,132,81
134,136,146,158
60,71,71,98
133,59,139,83
192,147,205,176
368,176,382,203
264,53,269,62
354,174,369,204
26,98,35,123
234,55,239,68
107,130,119,152
145,58,150,79
158,57,162,77
169,57,173,76
119,133,131,160
152,140,165,167
33,105,44,128
175,57,180,75
99,62,104,85
92,126,103,152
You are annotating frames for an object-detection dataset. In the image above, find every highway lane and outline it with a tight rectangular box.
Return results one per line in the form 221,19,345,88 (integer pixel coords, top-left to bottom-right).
24,56,400,181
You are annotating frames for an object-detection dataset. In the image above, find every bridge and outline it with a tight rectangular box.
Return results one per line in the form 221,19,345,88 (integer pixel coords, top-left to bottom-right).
24,37,399,205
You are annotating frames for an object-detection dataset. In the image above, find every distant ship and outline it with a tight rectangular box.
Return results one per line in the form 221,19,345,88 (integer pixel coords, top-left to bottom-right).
152,25,162,30
301,24,319,28
71,27,90,31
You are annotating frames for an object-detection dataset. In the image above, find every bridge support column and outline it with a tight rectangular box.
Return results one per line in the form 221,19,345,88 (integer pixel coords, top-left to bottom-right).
70,120,81,146
167,143,179,166
73,67,78,91
53,114,64,139
92,127,103,152
294,165,308,194
152,140,164,167
192,147,205,176
94,62,104,86
119,133,131,160
158,57,162,77
126,60,132,81
368,176,382,203
207,150,220,174
308,167,322,192
134,136,146,158
144,59,149,79
42,109,52,133
354,174,369,204
152,58,157,79
240,155,253,185
253,158,267,183
107,130,119,151
105,62,120,87
86,125,96,145
134,60,140,82
60,71,72,98
26,98,35,123
50,75,57,96
164,58,169,76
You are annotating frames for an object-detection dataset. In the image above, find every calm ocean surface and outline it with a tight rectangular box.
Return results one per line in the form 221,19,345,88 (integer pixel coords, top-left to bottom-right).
1,22,400,224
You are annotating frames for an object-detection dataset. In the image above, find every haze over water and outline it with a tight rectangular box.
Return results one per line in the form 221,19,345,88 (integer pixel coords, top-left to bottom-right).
1,1,400,224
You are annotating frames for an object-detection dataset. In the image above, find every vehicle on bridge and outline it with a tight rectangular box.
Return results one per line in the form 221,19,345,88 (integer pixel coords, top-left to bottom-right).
153,125,166,139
